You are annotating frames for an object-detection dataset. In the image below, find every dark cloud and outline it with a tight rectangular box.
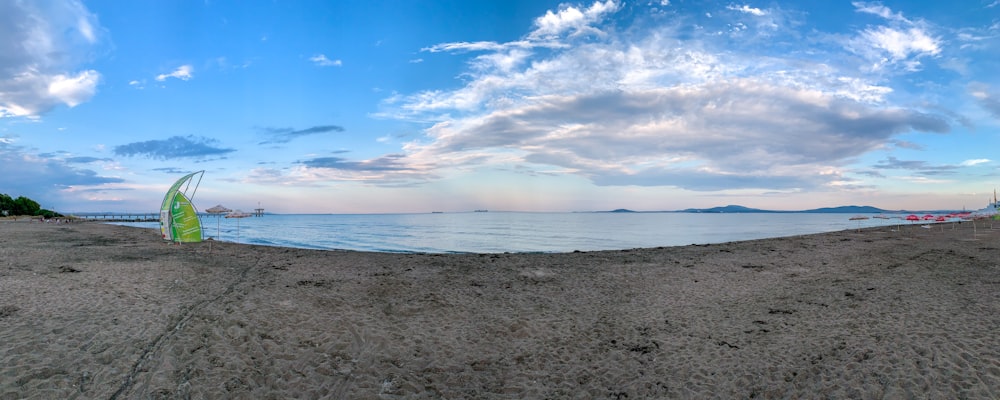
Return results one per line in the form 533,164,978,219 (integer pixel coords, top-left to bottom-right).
65,156,112,163
889,140,924,150
972,86,1000,119
114,136,235,160
0,143,124,206
418,81,951,190
855,170,886,178
300,154,409,172
37,151,69,158
873,156,958,175
258,125,345,144
35,153,111,164
152,167,190,174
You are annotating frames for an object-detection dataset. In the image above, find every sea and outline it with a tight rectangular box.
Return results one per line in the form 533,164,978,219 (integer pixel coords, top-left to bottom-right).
111,212,910,254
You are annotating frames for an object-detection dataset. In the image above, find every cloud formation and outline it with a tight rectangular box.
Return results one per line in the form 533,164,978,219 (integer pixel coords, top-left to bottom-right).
309,54,342,67
114,136,235,160
529,0,619,40
258,125,345,144
848,2,940,71
369,1,953,192
0,1,103,118
727,4,767,16
422,0,617,54
873,156,959,176
410,81,946,189
155,65,193,82
0,140,123,202
969,83,1000,119
301,154,409,172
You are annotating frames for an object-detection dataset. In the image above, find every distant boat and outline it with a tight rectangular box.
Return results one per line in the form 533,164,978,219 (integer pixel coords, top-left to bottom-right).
431,211,443,214
474,209,488,212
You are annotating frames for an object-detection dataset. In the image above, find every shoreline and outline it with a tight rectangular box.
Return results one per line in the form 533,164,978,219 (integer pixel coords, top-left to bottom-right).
2,221,999,398
99,213,980,254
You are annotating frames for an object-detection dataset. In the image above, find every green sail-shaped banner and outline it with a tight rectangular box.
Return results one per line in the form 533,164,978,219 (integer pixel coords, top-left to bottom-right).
160,171,204,243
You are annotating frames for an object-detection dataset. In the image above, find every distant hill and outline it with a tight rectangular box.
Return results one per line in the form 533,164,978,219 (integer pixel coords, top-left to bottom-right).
679,205,780,213
678,205,893,214
798,205,887,214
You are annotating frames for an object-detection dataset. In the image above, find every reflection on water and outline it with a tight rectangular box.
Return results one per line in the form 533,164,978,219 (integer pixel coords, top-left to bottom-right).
115,212,906,253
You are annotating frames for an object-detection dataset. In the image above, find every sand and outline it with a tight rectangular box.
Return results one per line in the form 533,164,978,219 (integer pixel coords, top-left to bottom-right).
1,220,999,399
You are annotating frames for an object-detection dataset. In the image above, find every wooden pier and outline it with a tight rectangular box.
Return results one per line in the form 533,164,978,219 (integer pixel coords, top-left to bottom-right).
71,213,160,222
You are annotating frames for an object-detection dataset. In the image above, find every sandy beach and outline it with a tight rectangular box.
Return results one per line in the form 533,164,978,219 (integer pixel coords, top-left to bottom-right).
1,220,999,399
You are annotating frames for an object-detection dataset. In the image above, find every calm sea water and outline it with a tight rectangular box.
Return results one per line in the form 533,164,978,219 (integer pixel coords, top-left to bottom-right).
113,212,906,254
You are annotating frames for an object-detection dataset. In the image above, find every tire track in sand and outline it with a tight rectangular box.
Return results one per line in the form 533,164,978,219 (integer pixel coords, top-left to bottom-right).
108,253,259,400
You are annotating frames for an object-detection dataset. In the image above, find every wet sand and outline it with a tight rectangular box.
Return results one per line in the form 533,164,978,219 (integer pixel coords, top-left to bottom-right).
1,220,999,399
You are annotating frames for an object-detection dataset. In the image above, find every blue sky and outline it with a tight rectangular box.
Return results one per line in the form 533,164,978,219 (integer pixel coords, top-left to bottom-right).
2,0,999,213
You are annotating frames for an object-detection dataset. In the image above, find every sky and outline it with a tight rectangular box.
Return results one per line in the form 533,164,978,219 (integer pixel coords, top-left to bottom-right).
2,0,1000,214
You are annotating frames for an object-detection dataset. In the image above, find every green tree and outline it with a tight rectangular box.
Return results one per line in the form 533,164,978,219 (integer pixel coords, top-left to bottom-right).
36,209,62,218
0,193,12,216
10,196,41,216
0,194,56,217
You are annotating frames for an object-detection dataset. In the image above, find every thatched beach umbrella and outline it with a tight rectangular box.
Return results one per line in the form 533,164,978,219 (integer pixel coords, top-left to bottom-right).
225,209,252,243
849,215,869,232
205,204,231,239
206,204,231,213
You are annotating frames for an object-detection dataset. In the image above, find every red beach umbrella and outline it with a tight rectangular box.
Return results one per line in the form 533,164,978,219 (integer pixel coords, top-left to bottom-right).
905,214,920,221
922,214,935,220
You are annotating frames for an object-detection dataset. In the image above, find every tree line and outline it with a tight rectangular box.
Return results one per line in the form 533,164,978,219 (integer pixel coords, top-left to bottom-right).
0,194,62,218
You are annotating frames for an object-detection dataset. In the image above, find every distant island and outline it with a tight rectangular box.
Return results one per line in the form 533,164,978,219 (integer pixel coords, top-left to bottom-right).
678,205,889,214
593,205,961,214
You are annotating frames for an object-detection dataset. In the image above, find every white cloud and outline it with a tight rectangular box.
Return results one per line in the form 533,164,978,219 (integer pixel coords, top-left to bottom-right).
960,159,990,166
852,1,909,23
155,65,193,81
727,4,766,16
423,41,515,53
845,3,940,72
309,54,343,67
421,2,618,57
861,26,940,61
833,77,893,103
47,71,100,107
367,1,954,192
402,80,946,189
0,1,103,118
529,0,620,40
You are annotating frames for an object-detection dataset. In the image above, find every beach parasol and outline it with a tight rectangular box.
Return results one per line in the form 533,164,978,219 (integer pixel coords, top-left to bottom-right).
849,215,869,232
206,204,231,213
225,209,252,243
902,214,920,233
205,204,232,239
